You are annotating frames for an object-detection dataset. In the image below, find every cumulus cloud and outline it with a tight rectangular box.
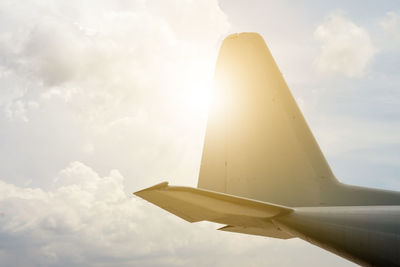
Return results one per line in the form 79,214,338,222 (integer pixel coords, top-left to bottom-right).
0,0,229,190
0,161,197,266
0,1,239,265
0,0,229,124
314,11,376,77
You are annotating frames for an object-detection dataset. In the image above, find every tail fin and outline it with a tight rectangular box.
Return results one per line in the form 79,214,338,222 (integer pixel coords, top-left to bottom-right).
198,33,334,206
198,33,400,207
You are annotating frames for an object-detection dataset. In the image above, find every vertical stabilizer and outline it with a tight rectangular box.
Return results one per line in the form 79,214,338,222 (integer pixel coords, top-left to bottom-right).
198,33,335,207
198,33,400,207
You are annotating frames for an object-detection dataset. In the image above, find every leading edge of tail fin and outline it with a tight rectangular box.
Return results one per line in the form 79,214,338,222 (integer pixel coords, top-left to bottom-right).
198,33,336,207
134,182,293,239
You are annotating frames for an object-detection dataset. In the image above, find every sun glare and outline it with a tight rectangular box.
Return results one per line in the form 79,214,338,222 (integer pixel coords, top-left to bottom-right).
180,60,214,120
186,83,212,118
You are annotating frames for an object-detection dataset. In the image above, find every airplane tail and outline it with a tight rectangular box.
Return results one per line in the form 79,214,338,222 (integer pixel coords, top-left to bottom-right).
135,33,400,240
197,33,400,207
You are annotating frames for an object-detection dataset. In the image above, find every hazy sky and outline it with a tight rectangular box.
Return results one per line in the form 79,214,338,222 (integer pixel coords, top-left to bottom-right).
0,0,399,266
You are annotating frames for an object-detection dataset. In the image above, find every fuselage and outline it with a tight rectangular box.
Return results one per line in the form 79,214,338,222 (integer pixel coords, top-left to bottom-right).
275,206,400,266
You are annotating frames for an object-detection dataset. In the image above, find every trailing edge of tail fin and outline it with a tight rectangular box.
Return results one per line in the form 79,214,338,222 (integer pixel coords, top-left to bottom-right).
197,32,400,207
134,182,293,239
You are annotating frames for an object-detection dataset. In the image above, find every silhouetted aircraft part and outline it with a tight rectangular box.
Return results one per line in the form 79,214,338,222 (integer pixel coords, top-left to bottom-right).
135,32,400,267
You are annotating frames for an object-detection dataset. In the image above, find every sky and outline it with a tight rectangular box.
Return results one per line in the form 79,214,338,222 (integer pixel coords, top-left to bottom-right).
0,0,399,266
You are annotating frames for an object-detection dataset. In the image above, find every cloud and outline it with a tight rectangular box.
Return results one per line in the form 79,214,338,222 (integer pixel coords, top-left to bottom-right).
0,0,229,190
0,161,184,266
0,0,229,124
380,11,400,45
314,11,376,77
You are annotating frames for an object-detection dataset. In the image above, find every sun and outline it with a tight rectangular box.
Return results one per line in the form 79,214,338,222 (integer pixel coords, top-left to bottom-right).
179,59,214,120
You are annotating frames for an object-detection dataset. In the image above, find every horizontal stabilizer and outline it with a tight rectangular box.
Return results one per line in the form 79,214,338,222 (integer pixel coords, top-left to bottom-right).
134,182,293,229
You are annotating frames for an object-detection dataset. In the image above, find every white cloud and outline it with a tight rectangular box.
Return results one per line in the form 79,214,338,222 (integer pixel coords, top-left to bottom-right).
0,161,178,266
0,0,229,124
0,0,229,191
314,11,376,77
380,11,400,44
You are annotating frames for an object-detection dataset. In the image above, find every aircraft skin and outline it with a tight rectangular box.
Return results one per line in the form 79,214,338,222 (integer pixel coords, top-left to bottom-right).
135,33,400,266
276,206,400,266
